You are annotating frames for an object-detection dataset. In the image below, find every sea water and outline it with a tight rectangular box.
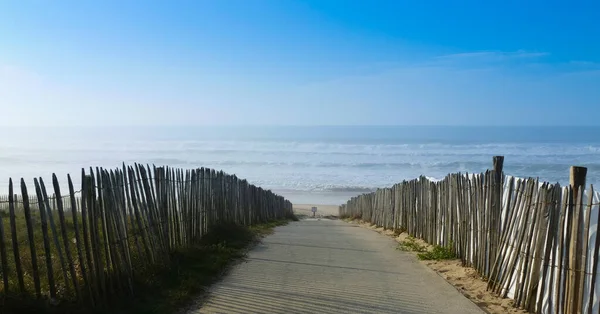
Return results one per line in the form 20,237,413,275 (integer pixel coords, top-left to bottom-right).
1,126,599,205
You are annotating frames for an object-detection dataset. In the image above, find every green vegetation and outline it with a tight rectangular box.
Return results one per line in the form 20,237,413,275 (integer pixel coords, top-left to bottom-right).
393,227,406,236
287,213,300,222
1,217,292,314
397,236,456,261
416,244,457,261
397,236,427,253
108,219,291,314
294,213,308,220
0,206,84,302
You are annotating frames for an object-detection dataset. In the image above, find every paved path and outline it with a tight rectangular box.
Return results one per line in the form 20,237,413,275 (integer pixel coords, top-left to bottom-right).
191,219,484,314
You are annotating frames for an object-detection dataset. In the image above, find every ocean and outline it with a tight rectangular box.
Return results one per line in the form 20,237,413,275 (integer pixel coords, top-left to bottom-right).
1,126,599,205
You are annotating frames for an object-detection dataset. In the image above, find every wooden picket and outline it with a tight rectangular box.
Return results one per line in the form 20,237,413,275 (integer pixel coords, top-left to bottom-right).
0,163,292,308
340,160,600,313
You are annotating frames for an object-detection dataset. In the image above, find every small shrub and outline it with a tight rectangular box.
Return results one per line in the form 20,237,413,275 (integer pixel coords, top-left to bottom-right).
397,236,427,253
295,214,308,220
208,242,237,254
417,243,456,261
393,226,406,236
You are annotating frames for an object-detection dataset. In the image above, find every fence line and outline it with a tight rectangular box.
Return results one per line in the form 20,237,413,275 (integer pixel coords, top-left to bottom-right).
0,163,293,308
340,160,600,314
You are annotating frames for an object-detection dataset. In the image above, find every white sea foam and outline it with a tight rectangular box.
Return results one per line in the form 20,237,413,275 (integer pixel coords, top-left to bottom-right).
1,126,599,204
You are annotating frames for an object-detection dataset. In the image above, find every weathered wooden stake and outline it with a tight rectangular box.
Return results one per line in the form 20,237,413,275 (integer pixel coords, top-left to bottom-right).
8,180,26,294
567,165,587,314
569,166,587,200
491,156,504,277
493,156,505,180
0,194,9,293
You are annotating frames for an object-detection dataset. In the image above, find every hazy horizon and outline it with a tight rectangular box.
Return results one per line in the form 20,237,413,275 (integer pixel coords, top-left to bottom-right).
2,125,600,205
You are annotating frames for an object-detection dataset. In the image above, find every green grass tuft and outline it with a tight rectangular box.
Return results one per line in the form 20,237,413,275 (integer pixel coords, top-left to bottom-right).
396,236,427,253
417,243,456,261
397,237,456,261
287,213,300,221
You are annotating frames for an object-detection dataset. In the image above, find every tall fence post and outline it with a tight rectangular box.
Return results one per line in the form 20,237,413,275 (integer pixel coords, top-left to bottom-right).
493,156,504,181
0,163,293,309
567,165,587,314
491,156,504,275
492,156,504,215
569,166,587,199
339,158,600,312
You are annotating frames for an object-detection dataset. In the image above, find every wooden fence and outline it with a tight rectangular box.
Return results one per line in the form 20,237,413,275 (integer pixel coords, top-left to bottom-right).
340,158,600,314
0,163,292,307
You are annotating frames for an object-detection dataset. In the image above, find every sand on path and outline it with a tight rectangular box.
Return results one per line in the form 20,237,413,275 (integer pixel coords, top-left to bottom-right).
189,218,484,314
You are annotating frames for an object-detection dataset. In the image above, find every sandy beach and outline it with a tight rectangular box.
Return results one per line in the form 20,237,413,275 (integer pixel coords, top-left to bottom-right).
293,204,340,217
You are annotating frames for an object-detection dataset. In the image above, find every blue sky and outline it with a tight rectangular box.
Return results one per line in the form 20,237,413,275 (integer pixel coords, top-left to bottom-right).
0,0,599,126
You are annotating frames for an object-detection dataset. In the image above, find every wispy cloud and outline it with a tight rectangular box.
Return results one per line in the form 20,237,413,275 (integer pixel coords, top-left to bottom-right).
428,50,551,71
435,50,549,61
424,50,600,76
568,60,600,67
